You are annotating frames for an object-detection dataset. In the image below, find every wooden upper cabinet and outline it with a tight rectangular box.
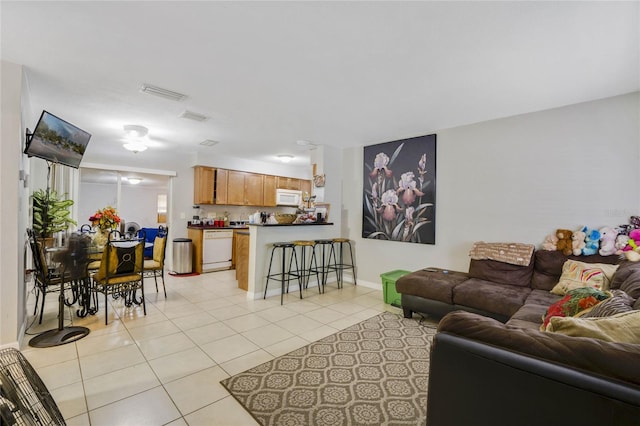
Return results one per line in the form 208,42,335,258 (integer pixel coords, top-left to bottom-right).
300,179,312,195
194,166,215,204
277,176,301,190
245,173,264,206
215,169,228,205
227,171,246,205
263,175,277,207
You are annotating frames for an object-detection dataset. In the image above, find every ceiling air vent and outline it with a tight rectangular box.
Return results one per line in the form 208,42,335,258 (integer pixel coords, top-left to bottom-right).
140,83,187,101
199,140,219,147
179,110,209,122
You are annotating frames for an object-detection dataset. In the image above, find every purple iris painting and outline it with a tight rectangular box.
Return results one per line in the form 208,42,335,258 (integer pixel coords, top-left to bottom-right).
363,134,436,244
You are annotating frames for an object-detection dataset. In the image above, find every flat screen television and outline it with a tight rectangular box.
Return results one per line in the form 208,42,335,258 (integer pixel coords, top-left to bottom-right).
24,110,91,169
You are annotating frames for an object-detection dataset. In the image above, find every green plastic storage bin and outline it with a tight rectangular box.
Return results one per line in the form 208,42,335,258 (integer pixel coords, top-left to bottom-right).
381,270,411,307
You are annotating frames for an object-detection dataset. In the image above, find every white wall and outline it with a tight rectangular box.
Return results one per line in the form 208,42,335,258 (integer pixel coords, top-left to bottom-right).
344,92,640,286
0,61,24,347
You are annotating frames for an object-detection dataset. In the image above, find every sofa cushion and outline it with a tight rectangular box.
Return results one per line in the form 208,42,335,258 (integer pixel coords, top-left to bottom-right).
541,287,611,330
468,257,534,288
610,260,640,289
531,251,620,291
525,289,561,307
395,268,469,304
508,303,547,328
452,278,531,317
581,289,635,318
438,311,640,386
550,260,618,295
547,310,640,344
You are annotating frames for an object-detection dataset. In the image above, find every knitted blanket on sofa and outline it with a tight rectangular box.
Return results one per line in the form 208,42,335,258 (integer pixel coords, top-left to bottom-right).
469,242,535,266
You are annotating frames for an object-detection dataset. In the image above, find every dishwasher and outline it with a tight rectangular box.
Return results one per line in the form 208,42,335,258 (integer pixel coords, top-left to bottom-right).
202,229,233,272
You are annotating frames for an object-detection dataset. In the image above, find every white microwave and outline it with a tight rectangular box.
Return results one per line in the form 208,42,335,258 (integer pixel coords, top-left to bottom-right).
276,189,302,206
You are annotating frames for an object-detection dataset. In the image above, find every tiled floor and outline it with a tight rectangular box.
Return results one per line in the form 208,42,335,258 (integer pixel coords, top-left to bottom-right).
21,270,395,425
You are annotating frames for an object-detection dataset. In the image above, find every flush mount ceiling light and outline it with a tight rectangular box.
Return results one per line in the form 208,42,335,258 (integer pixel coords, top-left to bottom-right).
140,83,188,102
199,139,219,147
123,125,149,153
179,110,209,122
123,124,148,138
277,154,294,163
126,177,142,185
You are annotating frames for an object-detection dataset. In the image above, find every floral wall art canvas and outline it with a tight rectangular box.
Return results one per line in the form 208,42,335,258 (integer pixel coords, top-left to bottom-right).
363,134,436,244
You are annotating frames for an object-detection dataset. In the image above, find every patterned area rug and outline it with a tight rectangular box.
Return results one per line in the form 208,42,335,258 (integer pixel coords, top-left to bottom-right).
221,312,437,426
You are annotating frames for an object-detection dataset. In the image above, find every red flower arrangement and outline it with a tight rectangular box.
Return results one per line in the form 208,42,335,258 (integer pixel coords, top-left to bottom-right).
89,206,121,232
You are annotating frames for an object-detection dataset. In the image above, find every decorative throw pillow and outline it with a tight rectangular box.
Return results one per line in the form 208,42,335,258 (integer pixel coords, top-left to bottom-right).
546,310,640,344
580,289,635,318
540,287,611,330
550,260,619,295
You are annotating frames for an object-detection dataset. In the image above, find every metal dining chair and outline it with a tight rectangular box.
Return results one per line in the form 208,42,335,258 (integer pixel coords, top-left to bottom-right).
26,229,65,324
143,225,169,297
90,230,146,324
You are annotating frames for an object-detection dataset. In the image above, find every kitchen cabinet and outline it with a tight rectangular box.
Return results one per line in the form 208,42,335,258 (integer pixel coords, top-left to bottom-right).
215,169,228,204
263,175,277,207
301,179,312,195
187,228,203,274
227,171,264,206
235,231,249,290
193,166,215,204
277,176,301,190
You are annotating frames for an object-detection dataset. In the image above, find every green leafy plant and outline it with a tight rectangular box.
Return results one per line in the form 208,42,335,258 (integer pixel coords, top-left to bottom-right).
32,188,77,238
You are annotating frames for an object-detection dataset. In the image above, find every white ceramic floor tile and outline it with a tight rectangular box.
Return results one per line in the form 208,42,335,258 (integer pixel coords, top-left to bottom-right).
21,343,78,369
263,335,310,357
241,323,295,347
127,320,182,342
170,311,218,331
209,304,251,321
163,365,230,415
184,395,258,426
84,362,160,410
76,330,135,357
88,386,181,426
50,380,87,420
298,324,340,342
37,358,82,390
255,305,298,322
184,321,236,345
79,343,145,380
65,413,90,426
200,334,260,364
219,349,274,376
148,347,216,384
136,331,195,360
223,313,269,333
276,314,325,336
304,306,348,324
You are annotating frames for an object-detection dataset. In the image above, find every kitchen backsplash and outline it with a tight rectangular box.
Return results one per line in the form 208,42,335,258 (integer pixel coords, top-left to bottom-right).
195,205,296,222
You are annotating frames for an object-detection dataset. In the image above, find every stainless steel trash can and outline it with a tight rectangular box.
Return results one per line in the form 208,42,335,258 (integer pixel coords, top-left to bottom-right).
172,238,193,274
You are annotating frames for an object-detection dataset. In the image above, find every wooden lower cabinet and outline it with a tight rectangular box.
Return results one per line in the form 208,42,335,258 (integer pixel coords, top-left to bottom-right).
187,228,203,274
235,231,250,290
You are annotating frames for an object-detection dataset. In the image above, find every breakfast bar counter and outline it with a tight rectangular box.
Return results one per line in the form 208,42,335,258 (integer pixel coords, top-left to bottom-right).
247,222,335,299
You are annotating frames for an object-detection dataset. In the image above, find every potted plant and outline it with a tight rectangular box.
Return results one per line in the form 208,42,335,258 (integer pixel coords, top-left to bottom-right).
32,189,76,243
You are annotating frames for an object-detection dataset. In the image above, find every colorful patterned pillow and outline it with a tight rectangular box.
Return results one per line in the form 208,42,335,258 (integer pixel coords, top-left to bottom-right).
580,289,635,318
541,287,611,330
546,311,640,343
550,260,618,295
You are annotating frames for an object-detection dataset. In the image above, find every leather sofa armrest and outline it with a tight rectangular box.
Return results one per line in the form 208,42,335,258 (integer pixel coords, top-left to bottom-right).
438,311,640,386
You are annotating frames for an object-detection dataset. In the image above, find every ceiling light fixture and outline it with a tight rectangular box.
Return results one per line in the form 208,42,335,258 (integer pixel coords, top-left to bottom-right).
123,125,149,153
140,83,187,102
199,139,219,147
179,110,209,122
277,154,294,163
127,177,142,185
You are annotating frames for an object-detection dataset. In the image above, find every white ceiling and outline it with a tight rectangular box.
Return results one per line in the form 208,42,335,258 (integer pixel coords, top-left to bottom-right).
2,1,638,170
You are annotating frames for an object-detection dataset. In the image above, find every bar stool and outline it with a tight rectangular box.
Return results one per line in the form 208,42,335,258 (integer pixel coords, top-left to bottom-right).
264,242,300,305
329,238,357,288
311,239,337,293
291,240,321,294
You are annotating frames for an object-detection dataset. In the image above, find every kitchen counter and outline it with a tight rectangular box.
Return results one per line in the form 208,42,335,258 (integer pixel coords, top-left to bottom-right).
187,225,249,230
249,222,333,227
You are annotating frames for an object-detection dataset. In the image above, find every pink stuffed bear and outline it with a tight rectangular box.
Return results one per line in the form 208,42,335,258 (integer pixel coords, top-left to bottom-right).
623,229,640,252
598,226,618,256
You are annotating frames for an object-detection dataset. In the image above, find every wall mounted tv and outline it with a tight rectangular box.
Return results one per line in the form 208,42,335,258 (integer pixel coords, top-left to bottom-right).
24,110,91,169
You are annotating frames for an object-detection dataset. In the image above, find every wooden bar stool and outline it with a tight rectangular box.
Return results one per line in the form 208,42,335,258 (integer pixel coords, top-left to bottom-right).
311,239,337,293
291,240,321,294
329,238,357,288
264,242,300,305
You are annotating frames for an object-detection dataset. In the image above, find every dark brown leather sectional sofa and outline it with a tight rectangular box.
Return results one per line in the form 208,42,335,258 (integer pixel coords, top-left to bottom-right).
396,249,640,425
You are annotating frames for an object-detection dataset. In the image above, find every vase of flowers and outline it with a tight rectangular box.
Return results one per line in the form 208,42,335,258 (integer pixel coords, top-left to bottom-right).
89,206,121,248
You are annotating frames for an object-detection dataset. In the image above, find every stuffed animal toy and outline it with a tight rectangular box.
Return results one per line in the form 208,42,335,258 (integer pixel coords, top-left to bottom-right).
555,229,573,256
582,228,601,256
630,216,640,230
616,234,630,254
623,229,640,252
598,226,618,256
542,234,558,251
571,227,586,256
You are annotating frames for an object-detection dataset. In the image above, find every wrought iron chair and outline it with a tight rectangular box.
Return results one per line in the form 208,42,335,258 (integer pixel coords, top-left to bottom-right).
26,229,64,324
143,225,168,298
90,230,146,325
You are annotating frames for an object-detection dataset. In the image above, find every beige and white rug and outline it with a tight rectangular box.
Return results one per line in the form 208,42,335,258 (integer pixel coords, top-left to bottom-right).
221,312,437,426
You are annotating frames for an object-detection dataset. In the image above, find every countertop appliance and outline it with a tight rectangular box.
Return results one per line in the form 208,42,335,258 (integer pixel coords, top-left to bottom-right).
202,229,233,272
276,189,302,206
